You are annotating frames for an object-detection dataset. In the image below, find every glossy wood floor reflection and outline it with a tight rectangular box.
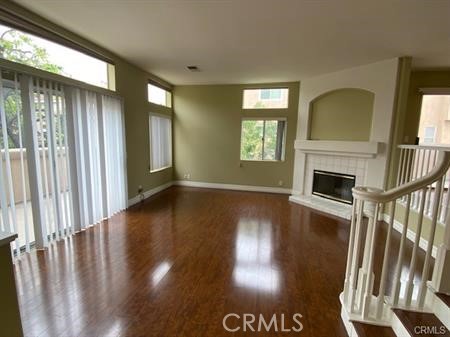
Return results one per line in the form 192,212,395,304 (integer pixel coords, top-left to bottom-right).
14,187,427,337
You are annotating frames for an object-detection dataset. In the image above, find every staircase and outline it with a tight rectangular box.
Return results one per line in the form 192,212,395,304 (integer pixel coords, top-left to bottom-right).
340,145,450,337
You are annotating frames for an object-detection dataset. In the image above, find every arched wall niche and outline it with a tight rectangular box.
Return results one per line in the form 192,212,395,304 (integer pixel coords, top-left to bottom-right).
308,88,375,141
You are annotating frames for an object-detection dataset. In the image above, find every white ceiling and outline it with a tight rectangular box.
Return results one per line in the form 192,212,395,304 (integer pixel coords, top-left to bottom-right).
15,0,450,85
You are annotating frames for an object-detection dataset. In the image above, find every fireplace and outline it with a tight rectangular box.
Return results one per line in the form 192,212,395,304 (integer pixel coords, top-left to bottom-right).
312,170,356,204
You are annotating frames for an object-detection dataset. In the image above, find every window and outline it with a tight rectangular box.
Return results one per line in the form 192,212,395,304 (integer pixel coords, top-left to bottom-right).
418,94,450,145
0,23,113,89
243,88,289,109
240,119,286,161
423,126,436,144
148,83,172,107
149,114,172,172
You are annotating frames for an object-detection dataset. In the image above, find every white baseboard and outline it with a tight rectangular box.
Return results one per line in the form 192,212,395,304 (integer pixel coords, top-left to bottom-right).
128,181,173,207
382,213,438,258
128,180,291,206
173,180,292,194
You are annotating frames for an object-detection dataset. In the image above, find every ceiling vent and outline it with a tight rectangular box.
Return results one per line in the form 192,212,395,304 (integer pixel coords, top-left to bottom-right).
187,65,200,72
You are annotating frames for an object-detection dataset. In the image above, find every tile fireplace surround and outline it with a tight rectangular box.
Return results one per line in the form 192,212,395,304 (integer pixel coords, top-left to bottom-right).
290,140,383,220
290,153,368,219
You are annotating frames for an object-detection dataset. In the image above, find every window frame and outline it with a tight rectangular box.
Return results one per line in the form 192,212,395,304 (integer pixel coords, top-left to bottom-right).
149,112,173,173
239,117,287,162
147,82,172,108
242,87,289,109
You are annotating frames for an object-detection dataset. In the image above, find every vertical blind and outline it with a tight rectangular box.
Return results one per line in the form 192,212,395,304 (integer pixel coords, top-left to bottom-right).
27,77,74,246
150,114,172,172
0,70,29,251
0,67,127,255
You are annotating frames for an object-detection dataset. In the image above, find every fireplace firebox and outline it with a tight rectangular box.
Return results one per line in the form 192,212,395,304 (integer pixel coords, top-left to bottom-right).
312,170,356,204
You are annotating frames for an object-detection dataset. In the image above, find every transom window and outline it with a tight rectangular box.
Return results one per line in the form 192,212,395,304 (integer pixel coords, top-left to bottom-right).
0,23,113,89
148,83,172,107
240,118,286,161
242,88,289,109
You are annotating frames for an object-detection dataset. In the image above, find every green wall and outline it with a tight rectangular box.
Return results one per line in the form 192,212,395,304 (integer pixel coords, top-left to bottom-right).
309,88,374,141
173,82,299,188
3,2,173,200
115,60,173,199
393,202,444,247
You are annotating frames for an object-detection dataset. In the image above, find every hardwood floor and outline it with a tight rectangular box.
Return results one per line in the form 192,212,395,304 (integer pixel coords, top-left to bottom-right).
13,187,428,337
352,322,396,337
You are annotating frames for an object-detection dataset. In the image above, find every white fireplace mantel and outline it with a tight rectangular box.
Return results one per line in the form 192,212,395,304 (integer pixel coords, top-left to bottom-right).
294,140,382,158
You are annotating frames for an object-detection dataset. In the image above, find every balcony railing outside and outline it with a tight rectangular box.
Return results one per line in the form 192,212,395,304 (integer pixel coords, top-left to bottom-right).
1,148,69,251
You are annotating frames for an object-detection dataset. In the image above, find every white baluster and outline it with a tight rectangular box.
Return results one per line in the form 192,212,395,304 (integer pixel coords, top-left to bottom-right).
348,199,365,313
425,151,437,216
416,149,427,209
418,178,443,308
397,148,405,187
411,149,418,207
405,149,413,184
376,201,396,319
437,175,446,222
343,201,358,301
392,193,412,306
440,170,450,223
431,195,450,294
405,187,427,307
358,201,377,313
362,202,380,319
399,149,408,204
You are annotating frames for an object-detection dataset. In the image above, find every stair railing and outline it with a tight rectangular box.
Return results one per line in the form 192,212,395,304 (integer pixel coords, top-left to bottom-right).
342,148,450,323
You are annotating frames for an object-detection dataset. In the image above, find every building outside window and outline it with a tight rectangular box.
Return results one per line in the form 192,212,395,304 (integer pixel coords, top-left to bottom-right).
243,88,289,109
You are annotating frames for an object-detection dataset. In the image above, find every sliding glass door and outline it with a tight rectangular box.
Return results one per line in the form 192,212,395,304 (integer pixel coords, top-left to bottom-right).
0,67,127,254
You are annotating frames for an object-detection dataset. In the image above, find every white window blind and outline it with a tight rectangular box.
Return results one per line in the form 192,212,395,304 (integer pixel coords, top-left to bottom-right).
149,114,172,172
102,95,127,215
66,87,127,230
29,78,74,245
0,66,127,256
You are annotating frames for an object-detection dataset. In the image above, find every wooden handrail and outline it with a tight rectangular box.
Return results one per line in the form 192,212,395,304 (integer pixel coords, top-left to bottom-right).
353,151,450,203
